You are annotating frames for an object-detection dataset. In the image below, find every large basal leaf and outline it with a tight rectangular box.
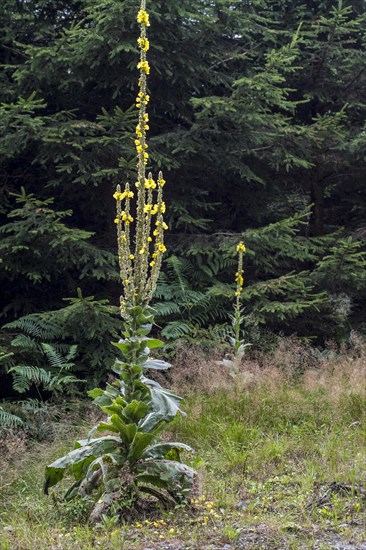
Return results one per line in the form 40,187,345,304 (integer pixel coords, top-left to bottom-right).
136,459,196,488
141,442,193,460
44,446,97,494
44,436,121,493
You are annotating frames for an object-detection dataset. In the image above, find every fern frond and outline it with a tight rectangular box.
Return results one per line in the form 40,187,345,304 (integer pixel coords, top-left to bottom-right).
161,321,192,340
0,406,23,428
10,365,52,393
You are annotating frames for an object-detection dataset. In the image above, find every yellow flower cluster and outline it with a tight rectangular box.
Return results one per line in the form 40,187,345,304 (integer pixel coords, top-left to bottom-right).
145,177,156,189
137,37,150,52
113,190,134,201
191,497,221,525
137,9,150,26
136,92,150,110
235,241,246,297
235,272,244,287
137,60,150,74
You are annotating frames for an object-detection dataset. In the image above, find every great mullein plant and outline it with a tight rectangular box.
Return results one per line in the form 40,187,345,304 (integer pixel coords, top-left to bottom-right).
217,243,252,379
44,0,194,520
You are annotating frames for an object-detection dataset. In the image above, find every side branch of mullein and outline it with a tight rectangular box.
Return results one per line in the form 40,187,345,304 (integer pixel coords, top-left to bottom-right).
114,0,168,317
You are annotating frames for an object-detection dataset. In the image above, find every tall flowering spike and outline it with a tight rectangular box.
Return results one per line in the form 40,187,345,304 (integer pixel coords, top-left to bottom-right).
114,0,167,317
235,242,246,300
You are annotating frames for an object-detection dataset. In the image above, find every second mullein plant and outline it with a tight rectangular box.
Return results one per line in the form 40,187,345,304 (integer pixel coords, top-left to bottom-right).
44,0,195,520
217,242,252,379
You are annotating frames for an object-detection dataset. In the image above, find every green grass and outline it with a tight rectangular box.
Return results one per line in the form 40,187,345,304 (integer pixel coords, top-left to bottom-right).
0,358,365,549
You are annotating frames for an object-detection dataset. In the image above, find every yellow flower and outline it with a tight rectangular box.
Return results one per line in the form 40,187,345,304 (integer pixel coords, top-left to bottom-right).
145,177,156,189
137,9,150,26
158,177,166,187
136,145,143,153
158,243,167,253
124,279,130,285
235,273,244,286
121,212,134,223
143,113,149,122
114,218,120,224
129,254,135,260
144,204,153,213
113,192,123,201
150,261,155,267
137,60,150,74
237,242,246,253
139,247,146,254
162,222,168,230
137,37,150,52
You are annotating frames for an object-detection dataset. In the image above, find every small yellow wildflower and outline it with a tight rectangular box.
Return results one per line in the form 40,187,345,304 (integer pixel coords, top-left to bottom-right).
147,236,152,242
144,204,153,213
158,243,167,253
162,222,168,230
237,241,246,253
158,177,166,187
150,261,155,267
129,255,135,260
139,247,146,254
114,218,120,224
124,279,130,285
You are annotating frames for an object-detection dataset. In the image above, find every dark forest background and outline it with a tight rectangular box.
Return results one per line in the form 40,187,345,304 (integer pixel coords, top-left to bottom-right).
1,0,366,396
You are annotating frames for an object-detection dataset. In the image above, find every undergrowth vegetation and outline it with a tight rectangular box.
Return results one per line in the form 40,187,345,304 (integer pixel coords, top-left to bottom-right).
1,338,365,549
